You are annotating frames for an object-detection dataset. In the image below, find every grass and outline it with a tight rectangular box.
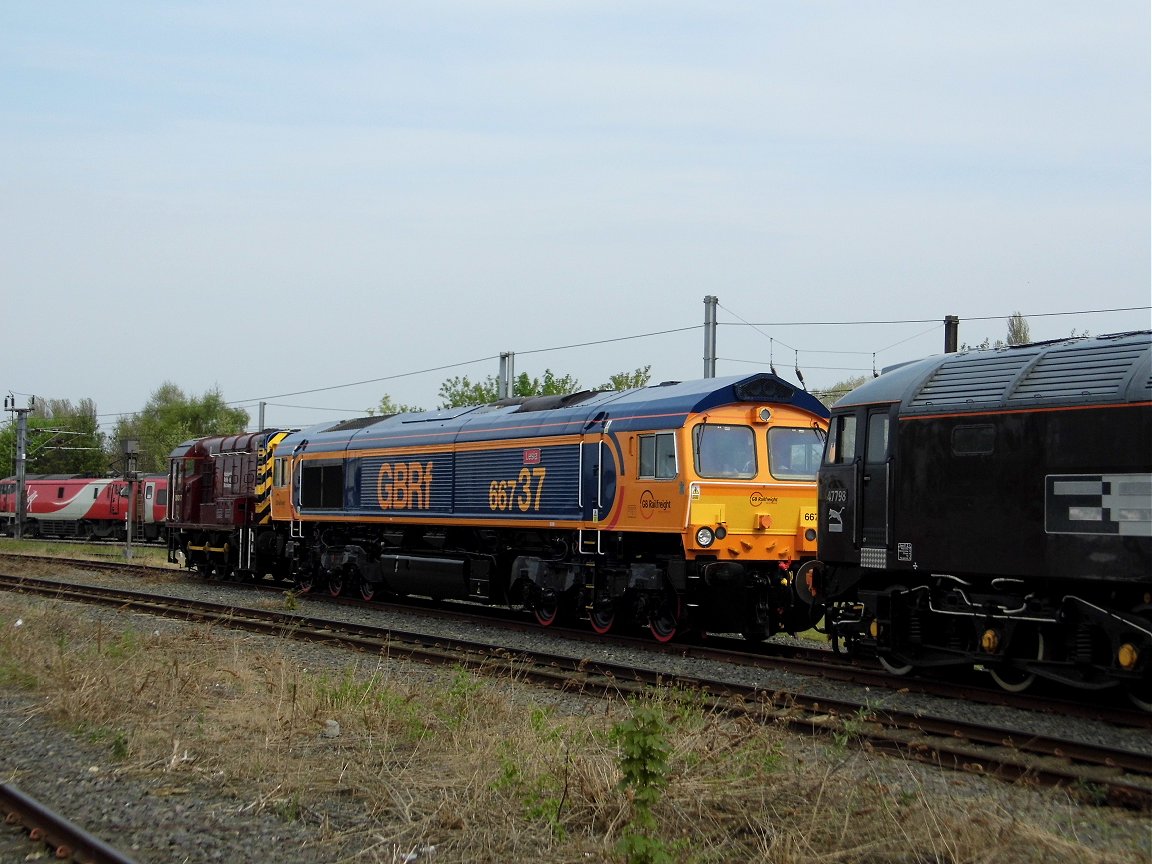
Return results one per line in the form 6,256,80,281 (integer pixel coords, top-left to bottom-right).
0,591,1146,863
0,536,174,566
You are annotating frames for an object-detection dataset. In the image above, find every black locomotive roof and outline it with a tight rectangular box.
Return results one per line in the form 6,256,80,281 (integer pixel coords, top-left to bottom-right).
833,330,1152,415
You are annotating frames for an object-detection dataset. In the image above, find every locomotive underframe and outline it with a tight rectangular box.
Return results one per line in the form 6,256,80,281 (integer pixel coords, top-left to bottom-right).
169,519,812,639
824,567,1152,694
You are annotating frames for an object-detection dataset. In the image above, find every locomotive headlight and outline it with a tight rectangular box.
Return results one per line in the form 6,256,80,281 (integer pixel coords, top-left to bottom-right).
695,526,716,547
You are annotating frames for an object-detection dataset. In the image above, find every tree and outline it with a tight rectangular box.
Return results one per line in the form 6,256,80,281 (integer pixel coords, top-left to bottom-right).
1006,311,1031,346
961,311,1033,352
602,366,652,391
438,368,583,408
108,383,249,474
437,374,501,408
369,395,425,416
815,375,869,410
0,398,106,477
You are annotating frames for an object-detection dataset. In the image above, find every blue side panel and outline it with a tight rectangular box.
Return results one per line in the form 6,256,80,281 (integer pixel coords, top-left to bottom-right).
356,454,456,516
453,444,582,521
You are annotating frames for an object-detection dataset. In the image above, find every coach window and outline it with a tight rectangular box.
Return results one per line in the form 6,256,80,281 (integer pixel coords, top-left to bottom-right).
638,432,677,480
824,414,857,465
694,424,756,478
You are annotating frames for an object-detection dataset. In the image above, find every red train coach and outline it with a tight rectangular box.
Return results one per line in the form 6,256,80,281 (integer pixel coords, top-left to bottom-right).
0,474,168,541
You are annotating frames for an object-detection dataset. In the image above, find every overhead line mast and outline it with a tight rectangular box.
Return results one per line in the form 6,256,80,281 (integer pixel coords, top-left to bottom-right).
3,394,33,540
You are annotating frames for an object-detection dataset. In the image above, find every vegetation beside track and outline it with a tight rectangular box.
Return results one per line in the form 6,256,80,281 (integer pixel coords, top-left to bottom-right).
0,538,173,567
0,587,1146,863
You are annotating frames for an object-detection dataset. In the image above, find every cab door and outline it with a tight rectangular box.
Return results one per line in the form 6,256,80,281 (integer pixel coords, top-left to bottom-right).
142,480,157,526
817,412,859,560
859,407,892,548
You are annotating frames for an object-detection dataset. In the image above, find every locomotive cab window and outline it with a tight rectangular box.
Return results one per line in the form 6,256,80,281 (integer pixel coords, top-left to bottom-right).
638,432,677,480
824,414,858,465
767,427,822,480
865,412,889,462
694,424,756,478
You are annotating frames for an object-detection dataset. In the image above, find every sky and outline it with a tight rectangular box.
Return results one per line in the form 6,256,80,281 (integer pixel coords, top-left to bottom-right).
2,2,1149,435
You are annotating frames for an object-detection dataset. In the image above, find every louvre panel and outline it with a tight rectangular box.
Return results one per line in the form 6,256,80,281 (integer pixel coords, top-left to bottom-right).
1008,344,1147,402
909,352,1037,408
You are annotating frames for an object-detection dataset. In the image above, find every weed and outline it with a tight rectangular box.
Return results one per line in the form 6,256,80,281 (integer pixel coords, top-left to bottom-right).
0,662,38,690
1072,778,1109,807
610,704,675,864
275,792,304,821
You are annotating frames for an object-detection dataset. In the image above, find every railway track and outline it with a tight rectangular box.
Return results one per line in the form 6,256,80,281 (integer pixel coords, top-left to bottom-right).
6,549,1146,726
1,568,1149,810
0,783,138,864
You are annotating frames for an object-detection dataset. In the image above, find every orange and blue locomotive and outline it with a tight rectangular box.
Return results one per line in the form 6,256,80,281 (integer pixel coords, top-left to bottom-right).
167,373,828,640
808,331,1152,708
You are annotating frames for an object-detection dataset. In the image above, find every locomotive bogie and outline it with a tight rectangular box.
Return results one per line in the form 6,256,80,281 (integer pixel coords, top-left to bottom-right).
815,331,1152,703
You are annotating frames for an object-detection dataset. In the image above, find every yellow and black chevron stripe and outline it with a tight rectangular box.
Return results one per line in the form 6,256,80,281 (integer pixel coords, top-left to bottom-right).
253,430,290,525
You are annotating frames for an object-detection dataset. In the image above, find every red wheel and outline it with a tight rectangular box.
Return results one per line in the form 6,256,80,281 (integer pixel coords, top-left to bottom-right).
327,572,345,597
534,591,559,627
590,605,615,635
359,580,376,602
649,595,681,643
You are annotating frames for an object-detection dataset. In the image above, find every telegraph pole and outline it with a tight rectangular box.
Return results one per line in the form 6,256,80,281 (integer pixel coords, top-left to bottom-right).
4,395,32,540
703,295,718,378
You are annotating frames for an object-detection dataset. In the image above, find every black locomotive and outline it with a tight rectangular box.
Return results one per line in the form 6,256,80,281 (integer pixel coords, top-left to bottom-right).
804,331,1151,708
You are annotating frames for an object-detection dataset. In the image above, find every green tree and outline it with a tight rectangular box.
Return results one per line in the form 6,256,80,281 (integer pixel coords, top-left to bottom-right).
815,374,868,409
602,366,652,391
108,383,249,474
961,311,1033,351
0,398,106,477
369,395,425,416
1006,311,1031,346
437,368,583,408
437,367,656,409
437,374,501,408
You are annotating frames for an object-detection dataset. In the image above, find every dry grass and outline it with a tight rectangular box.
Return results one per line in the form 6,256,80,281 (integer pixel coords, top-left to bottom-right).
0,537,174,566
0,593,1146,864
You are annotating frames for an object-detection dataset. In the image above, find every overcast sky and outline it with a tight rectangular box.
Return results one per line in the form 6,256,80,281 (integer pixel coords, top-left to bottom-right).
3,2,1148,433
